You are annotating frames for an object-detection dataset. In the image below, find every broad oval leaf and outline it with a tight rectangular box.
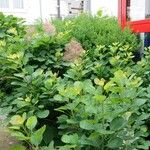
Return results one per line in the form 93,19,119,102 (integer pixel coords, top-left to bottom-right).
26,116,37,130
134,98,147,106
53,95,63,101
110,117,126,131
37,110,49,118
10,115,25,125
61,134,79,144
107,137,123,148
80,120,95,130
44,79,53,89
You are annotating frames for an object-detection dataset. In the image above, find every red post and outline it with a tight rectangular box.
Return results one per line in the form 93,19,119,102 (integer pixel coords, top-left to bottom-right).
118,0,150,33
118,0,127,29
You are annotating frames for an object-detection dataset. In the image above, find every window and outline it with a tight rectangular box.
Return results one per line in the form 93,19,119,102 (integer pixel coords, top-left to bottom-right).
0,0,9,8
13,0,23,9
128,0,146,21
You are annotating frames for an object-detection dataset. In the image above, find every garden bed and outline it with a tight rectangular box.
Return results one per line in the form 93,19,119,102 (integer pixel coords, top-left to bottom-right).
1,12,150,149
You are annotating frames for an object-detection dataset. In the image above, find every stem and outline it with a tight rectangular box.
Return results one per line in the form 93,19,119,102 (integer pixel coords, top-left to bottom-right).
101,101,105,150
22,126,33,148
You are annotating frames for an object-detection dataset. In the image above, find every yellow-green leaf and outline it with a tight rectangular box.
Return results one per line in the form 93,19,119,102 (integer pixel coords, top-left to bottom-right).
26,116,37,130
10,115,25,125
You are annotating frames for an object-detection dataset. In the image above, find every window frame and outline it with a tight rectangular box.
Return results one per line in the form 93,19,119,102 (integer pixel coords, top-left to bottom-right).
13,0,24,9
0,0,26,12
118,0,150,33
0,0,9,8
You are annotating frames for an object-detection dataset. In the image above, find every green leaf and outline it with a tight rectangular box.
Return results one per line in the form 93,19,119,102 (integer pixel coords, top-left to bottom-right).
16,101,30,108
104,81,115,92
83,80,95,94
93,95,106,103
26,116,37,130
37,110,49,118
107,137,123,148
59,145,76,150
40,141,55,150
14,73,24,78
32,69,43,78
8,145,26,150
110,117,126,131
80,120,95,130
0,32,5,38
61,134,79,144
134,98,147,106
137,141,150,150
47,141,55,150
43,126,57,145
44,79,53,89
9,126,20,130
10,115,25,125
58,115,68,123
80,134,97,146
31,125,46,146
53,94,63,101
11,131,28,141
98,129,114,135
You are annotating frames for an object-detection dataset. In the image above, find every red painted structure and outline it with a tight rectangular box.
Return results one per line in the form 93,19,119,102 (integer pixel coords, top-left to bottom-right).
118,0,150,33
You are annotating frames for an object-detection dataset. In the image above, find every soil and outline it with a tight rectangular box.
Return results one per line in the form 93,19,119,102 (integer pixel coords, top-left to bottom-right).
0,116,19,150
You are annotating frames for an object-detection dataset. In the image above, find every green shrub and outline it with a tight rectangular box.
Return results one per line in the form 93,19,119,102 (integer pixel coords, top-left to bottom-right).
1,13,150,150
0,12,25,41
56,70,148,149
132,47,150,86
64,43,135,81
53,14,140,51
0,14,71,150
0,13,26,93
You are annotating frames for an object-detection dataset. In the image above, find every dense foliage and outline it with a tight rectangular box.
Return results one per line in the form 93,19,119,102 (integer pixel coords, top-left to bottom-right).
53,14,140,51
0,13,150,150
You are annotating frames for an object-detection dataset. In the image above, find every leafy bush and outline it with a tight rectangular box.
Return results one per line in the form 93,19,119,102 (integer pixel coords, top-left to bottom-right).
0,13,71,150
56,70,148,149
0,12,25,41
1,12,150,150
0,12,26,93
53,14,140,51
64,43,135,81
132,48,150,86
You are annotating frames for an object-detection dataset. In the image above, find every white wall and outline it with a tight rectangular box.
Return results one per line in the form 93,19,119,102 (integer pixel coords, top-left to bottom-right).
2,0,149,24
1,0,70,24
1,0,119,23
91,0,118,17
1,0,42,24
26,0,42,23
1,0,29,22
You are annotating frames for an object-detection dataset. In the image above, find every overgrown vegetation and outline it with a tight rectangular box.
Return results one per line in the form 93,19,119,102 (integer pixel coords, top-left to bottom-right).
1,12,150,150
53,14,140,50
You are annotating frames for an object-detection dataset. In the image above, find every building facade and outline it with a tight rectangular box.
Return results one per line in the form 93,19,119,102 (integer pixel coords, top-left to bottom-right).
0,0,118,24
